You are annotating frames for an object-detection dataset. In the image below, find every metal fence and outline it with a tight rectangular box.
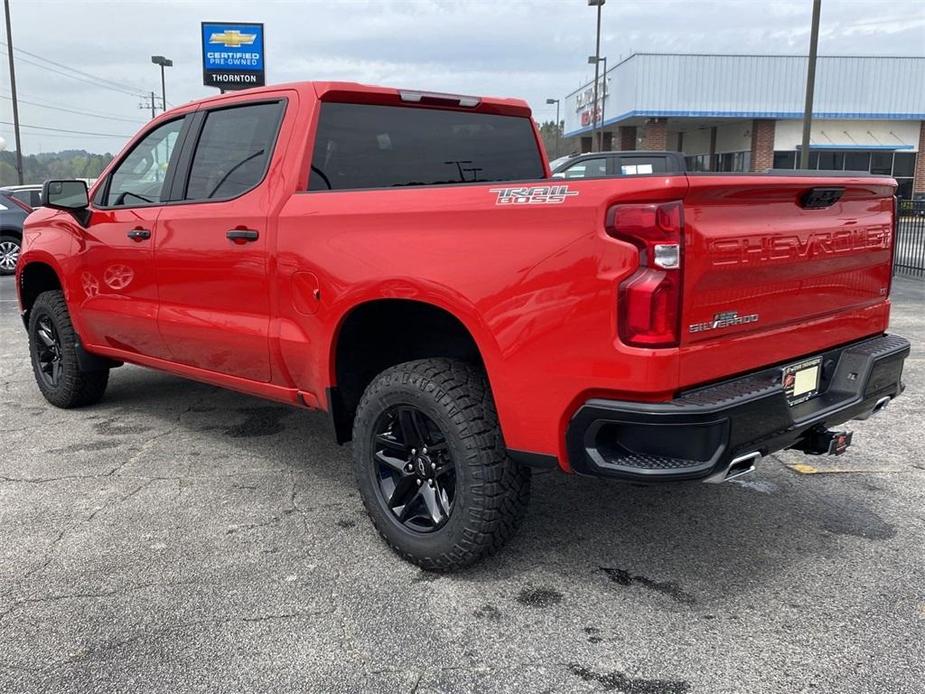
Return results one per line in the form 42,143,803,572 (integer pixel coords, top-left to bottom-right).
896,198,925,280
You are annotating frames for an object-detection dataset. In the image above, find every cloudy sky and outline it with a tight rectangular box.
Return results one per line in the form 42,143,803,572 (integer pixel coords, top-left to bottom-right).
2,0,924,155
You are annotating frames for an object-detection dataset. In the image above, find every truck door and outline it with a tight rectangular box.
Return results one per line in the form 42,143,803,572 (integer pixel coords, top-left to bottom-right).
76,115,189,359
154,99,286,382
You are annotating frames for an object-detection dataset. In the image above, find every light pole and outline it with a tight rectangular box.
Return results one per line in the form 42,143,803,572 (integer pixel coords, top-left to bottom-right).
151,55,173,113
545,98,560,158
799,0,822,169
588,0,605,152
588,55,607,151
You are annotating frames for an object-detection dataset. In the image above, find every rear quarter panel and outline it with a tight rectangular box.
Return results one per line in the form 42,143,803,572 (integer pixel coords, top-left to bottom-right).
276,176,690,462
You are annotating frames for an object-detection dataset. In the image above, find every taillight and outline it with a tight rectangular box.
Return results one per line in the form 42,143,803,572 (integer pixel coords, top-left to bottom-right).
606,200,684,348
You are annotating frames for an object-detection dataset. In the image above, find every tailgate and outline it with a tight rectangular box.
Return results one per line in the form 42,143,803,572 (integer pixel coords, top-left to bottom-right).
682,174,895,343
677,174,896,387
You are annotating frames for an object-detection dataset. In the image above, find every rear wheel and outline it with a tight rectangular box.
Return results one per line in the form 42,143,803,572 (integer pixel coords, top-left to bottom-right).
28,290,109,408
352,358,530,571
0,235,20,276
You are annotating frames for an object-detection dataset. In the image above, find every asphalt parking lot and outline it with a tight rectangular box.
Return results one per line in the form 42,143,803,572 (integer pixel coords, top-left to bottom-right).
1,275,923,694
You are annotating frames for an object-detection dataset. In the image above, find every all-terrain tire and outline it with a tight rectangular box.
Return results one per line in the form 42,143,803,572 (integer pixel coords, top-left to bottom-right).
28,290,109,408
352,358,531,571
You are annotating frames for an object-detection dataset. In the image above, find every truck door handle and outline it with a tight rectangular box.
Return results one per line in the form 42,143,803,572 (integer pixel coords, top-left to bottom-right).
127,228,151,241
226,229,259,243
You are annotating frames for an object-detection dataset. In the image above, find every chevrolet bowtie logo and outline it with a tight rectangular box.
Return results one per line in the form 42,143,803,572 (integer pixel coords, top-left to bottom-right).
209,30,257,48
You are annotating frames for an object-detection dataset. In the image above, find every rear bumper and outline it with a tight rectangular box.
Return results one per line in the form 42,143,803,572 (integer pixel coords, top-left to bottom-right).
565,333,910,482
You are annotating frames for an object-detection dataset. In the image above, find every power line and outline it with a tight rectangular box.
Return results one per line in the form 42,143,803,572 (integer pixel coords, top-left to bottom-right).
10,53,148,98
2,94,144,124
0,93,144,124
0,120,131,138
0,40,148,97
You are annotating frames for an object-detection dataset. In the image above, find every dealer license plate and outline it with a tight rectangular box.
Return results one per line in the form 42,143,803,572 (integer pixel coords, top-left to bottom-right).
782,356,822,406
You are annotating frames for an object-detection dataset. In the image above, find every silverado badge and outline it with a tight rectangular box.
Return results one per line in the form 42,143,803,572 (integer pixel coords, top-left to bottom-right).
688,310,759,334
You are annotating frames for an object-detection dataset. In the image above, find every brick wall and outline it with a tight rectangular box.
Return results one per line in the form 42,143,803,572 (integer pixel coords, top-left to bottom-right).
750,119,776,172
914,121,925,196
641,119,668,150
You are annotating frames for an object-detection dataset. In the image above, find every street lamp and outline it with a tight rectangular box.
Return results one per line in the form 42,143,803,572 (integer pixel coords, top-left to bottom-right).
588,56,608,151
588,0,605,152
150,55,173,113
545,98,560,159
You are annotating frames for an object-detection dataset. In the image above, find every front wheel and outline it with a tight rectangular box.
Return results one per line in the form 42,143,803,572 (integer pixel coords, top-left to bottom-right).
28,290,109,408
0,235,21,276
352,358,531,571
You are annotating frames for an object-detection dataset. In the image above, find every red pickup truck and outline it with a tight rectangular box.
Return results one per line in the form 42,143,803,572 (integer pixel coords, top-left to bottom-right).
17,82,910,570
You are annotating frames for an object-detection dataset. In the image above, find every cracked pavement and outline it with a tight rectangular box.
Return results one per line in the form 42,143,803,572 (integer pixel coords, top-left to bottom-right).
0,275,923,693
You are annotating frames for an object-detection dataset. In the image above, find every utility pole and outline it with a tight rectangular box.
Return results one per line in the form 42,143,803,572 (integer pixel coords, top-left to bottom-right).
588,0,605,153
3,0,24,184
149,91,156,120
800,0,822,169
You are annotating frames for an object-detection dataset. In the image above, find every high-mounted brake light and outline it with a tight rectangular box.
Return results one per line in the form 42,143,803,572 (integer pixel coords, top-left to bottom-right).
399,90,481,108
606,200,684,348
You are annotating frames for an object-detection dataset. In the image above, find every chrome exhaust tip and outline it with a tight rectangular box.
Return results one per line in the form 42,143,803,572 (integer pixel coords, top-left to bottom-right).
854,395,891,421
703,452,761,484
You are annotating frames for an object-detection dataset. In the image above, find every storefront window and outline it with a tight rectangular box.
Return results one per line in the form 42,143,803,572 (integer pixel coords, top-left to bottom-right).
870,152,893,175
817,151,845,171
893,153,915,178
773,151,796,169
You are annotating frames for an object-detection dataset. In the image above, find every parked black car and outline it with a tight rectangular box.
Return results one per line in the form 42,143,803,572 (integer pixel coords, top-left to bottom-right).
551,150,687,179
0,191,32,276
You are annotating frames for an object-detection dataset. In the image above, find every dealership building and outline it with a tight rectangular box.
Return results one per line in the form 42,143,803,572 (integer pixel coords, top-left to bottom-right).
562,54,925,198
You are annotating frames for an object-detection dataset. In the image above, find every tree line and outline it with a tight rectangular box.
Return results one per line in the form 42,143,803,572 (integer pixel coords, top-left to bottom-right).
0,150,114,187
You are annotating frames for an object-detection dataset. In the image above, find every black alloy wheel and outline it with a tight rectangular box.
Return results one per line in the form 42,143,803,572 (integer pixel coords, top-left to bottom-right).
27,290,110,408
372,405,457,533
34,314,64,388
352,358,531,571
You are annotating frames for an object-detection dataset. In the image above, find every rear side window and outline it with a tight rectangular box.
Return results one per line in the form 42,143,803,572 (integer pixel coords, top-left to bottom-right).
185,101,284,201
309,103,544,191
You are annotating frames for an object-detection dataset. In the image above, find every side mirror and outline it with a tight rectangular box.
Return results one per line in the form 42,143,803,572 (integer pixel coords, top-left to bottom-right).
42,180,90,225
43,180,89,211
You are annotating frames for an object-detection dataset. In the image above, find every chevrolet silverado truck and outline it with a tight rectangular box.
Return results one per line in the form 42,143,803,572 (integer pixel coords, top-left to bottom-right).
17,82,910,570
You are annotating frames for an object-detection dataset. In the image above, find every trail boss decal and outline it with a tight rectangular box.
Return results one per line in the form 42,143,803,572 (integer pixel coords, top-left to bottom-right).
490,185,579,205
689,310,759,334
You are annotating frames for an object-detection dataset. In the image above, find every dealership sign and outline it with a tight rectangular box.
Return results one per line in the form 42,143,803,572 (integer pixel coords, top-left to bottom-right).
574,77,609,127
201,22,265,90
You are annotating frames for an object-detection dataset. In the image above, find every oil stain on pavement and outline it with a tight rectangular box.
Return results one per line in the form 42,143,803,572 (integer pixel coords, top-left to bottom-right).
598,567,696,605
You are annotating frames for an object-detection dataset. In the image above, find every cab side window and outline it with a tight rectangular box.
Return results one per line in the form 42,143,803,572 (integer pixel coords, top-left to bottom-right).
105,118,185,207
184,102,283,201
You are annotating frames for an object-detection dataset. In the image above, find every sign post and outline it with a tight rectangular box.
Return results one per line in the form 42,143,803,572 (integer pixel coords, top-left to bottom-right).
201,22,265,91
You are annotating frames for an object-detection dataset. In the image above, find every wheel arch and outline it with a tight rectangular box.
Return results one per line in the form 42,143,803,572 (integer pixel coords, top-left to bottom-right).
327,297,496,444
17,259,64,328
